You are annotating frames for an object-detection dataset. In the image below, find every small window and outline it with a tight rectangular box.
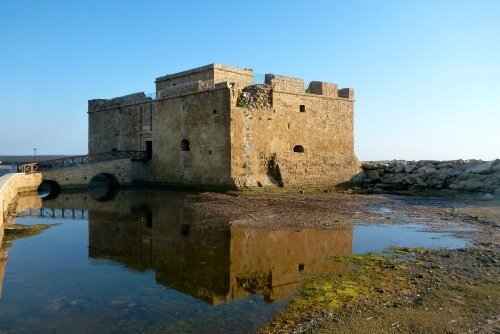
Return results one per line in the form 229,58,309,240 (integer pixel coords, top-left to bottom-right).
293,145,305,153
299,105,306,112
146,210,152,228
181,139,190,151
145,141,152,160
298,263,305,271
181,224,190,236
213,109,218,115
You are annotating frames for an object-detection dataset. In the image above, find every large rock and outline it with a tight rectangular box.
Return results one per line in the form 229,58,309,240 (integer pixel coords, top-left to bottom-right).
461,176,486,191
365,169,380,182
491,160,500,172
448,181,465,191
482,193,495,201
394,164,405,174
404,164,417,173
467,161,493,174
426,175,442,187
417,166,437,175
415,177,428,187
363,161,386,170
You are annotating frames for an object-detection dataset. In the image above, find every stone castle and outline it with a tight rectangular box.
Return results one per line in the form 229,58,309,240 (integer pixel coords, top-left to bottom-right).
88,64,359,190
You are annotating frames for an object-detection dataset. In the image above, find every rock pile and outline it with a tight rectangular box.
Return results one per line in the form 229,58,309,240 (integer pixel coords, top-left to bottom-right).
361,159,500,195
237,84,272,109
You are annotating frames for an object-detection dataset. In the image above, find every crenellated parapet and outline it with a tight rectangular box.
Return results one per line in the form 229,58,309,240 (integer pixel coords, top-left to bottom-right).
88,93,152,112
338,88,354,99
264,74,353,99
307,81,338,97
265,74,305,94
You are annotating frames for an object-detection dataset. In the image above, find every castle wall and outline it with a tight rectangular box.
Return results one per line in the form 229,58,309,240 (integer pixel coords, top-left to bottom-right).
230,86,360,188
213,65,253,87
265,74,305,94
135,87,234,189
88,93,153,154
155,64,253,92
87,65,359,190
155,66,213,92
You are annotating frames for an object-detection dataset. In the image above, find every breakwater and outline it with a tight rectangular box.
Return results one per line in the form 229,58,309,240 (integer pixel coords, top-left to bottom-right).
361,159,500,197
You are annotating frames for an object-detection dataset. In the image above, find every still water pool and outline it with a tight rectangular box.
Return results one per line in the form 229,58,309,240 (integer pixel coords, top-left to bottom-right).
0,190,470,333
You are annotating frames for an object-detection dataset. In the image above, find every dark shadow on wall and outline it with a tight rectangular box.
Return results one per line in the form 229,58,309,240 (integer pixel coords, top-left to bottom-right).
266,154,284,187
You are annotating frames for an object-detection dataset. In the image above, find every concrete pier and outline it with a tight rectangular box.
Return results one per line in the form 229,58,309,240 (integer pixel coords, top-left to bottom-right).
0,173,42,230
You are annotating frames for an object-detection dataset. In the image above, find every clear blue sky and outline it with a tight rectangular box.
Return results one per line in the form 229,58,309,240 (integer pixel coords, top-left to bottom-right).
1,0,499,160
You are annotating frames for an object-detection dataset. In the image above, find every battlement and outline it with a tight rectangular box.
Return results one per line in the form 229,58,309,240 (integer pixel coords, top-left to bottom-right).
338,88,354,99
155,63,253,92
264,74,353,99
307,81,338,97
88,92,152,112
265,74,305,94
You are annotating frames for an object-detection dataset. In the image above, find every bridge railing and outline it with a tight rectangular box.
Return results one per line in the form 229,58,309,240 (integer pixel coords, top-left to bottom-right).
16,208,89,220
19,150,147,174
20,163,39,174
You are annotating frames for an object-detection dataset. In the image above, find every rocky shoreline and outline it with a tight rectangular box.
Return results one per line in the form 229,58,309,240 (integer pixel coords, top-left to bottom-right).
360,159,500,197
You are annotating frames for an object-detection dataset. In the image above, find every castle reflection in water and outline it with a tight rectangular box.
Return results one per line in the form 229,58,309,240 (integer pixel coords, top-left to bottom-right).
2,190,353,305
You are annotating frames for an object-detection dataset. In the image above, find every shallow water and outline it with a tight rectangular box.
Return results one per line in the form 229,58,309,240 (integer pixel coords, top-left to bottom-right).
0,190,470,333
354,223,470,254
0,166,15,177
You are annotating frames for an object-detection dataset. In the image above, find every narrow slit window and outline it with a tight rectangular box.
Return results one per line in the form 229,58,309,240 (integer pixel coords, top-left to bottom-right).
299,105,306,112
146,210,153,228
145,141,152,160
181,224,190,236
181,139,190,151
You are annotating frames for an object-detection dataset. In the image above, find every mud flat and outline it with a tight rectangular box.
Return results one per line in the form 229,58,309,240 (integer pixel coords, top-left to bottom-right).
231,192,499,334
178,190,500,332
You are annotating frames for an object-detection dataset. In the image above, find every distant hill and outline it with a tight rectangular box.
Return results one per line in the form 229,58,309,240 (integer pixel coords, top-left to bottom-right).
0,155,73,164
